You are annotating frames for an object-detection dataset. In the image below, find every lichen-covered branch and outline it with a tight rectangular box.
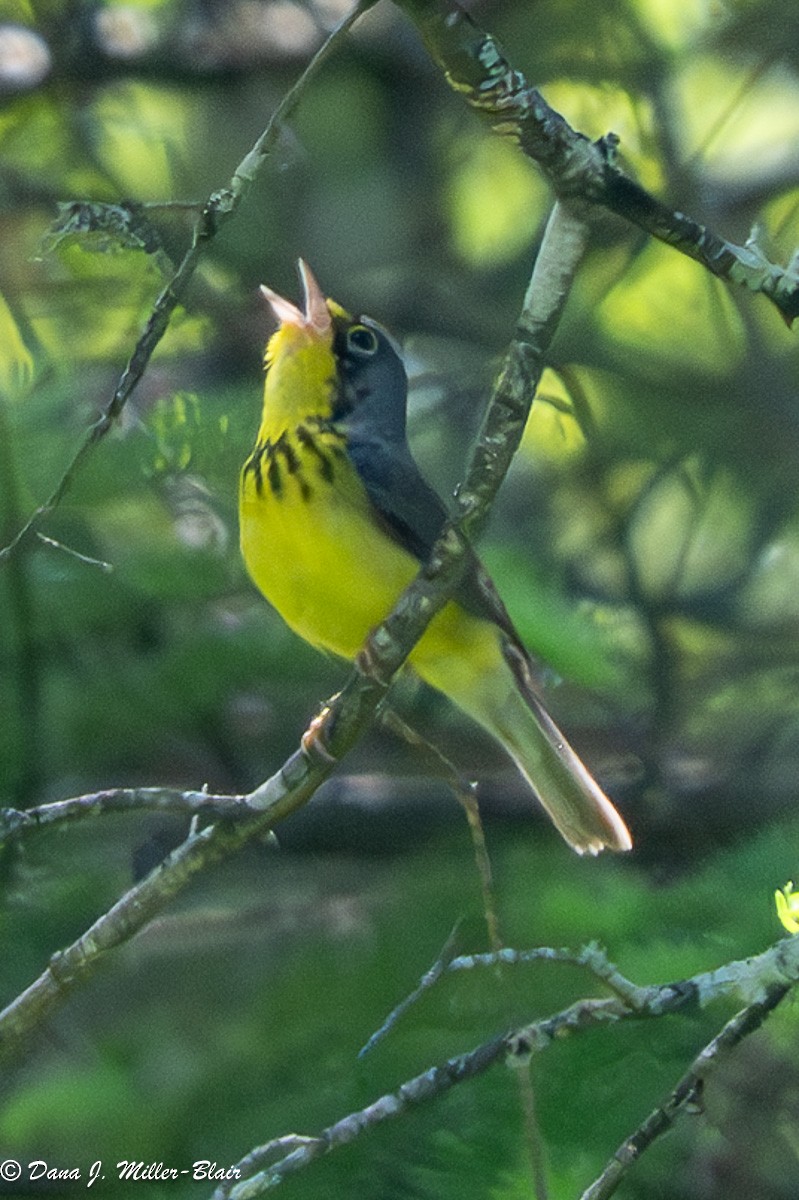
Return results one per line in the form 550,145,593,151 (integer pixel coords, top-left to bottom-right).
0,819,257,1062
215,1037,509,1199
395,0,799,324
580,982,792,1200
363,936,799,1059
0,688,371,1063
212,936,799,1199
0,788,252,841
456,201,591,534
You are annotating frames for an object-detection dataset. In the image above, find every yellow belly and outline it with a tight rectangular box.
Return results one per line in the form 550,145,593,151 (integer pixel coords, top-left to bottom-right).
240,452,412,654
239,446,506,714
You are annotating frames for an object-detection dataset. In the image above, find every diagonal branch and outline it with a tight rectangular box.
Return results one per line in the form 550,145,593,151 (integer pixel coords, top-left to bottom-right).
395,0,799,324
0,0,371,563
579,982,792,1200
215,1036,510,1198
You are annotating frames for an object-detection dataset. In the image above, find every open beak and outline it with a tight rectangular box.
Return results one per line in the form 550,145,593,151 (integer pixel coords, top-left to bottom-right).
259,259,331,335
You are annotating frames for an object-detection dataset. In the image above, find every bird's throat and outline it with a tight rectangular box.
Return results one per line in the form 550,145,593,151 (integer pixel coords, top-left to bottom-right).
258,322,338,442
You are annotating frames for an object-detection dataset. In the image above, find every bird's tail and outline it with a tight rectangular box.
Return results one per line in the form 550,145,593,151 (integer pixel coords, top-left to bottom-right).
464,645,632,856
501,684,632,855
411,608,632,854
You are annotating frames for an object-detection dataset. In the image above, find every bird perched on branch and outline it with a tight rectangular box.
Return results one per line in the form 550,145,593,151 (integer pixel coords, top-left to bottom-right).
239,260,631,855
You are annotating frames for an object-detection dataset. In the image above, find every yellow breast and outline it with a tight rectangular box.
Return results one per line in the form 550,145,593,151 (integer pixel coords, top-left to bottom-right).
239,421,419,656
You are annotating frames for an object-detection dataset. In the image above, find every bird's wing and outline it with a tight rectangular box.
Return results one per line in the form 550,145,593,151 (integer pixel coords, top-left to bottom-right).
346,434,522,644
348,433,612,819
346,436,448,561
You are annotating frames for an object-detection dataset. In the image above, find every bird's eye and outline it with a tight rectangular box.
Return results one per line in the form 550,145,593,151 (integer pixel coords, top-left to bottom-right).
346,325,379,357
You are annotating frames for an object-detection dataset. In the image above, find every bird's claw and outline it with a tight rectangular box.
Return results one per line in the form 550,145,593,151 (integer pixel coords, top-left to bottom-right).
301,708,337,765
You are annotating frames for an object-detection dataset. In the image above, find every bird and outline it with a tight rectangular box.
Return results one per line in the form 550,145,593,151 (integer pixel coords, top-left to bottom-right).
239,260,632,855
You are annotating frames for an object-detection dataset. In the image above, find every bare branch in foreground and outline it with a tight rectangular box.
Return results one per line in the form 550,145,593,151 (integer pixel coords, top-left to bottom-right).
0,789,253,841
579,982,792,1200
214,1036,510,1200
213,936,799,1199
0,819,263,1064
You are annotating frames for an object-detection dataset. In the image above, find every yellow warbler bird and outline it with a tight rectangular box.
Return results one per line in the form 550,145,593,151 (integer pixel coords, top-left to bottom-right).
240,261,632,855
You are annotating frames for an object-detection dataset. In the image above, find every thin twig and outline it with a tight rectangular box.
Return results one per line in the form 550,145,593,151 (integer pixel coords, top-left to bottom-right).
0,0,371,563
35,532,113,571
378,707,501,947
579,983,792,1200
0,397,43,804
358,921,463,1058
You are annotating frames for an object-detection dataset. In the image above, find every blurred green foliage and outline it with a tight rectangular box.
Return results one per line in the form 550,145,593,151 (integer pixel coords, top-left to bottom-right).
1,0,799,1195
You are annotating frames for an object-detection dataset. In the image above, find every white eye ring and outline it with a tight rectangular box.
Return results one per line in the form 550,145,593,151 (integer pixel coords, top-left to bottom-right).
347,325,379,357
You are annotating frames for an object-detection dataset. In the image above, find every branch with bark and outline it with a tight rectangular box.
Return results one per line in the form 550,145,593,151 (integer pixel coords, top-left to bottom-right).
211,937,799,1199
397,0,799,323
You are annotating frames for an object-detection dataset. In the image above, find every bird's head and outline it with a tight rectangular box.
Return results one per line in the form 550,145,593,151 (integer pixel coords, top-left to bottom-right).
258,261,408,443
